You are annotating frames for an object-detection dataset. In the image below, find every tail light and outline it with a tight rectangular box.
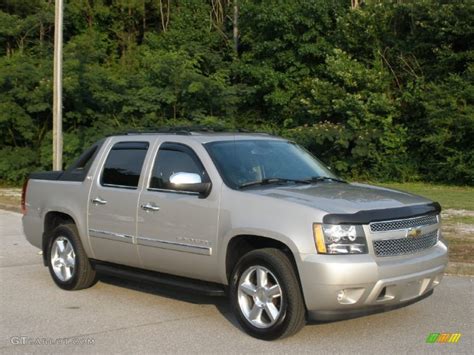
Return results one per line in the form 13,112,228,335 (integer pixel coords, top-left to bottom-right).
21,178,29,215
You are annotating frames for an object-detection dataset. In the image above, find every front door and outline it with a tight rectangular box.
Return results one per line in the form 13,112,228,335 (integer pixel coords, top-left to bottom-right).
88,140,151,267
136,142,220,282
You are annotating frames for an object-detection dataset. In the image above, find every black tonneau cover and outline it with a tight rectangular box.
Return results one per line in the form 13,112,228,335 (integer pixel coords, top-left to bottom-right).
29,171,64,181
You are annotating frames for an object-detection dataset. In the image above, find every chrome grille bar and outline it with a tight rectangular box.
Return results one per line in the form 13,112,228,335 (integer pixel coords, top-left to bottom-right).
370,214,438,233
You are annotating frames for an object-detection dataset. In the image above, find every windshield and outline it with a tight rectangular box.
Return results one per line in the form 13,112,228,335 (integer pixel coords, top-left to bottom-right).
205,140,338,189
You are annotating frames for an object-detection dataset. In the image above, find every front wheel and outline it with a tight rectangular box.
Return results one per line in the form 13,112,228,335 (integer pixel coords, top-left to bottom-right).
230,248,306,340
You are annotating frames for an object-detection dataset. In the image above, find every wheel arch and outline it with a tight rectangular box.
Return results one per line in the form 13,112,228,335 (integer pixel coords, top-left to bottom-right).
223,233,302,288
42,211,78,266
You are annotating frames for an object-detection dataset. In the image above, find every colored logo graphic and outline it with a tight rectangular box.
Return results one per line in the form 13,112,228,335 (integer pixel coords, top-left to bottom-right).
426,333,462,343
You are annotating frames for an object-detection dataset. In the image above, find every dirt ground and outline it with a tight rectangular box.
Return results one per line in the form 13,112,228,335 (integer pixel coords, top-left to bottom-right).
440,209,474,274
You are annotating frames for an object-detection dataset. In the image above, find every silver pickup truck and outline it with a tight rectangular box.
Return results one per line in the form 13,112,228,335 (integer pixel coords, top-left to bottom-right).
22,130,448,340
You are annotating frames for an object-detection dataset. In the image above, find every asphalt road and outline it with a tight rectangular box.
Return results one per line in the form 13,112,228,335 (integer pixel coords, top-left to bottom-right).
1,210,472,354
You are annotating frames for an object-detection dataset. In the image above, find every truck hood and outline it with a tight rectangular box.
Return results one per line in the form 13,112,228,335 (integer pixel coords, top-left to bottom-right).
249,182,433,214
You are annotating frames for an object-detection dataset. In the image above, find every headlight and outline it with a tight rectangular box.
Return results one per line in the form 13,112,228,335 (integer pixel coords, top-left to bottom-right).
313,223,367,254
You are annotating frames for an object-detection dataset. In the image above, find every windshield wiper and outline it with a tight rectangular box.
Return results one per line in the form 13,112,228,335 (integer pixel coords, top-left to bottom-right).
238,178,311,189
305,176,347,184
238,176,346,189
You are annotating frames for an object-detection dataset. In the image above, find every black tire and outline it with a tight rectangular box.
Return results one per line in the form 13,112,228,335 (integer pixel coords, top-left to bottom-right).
230,248,306,340
46,223,97,290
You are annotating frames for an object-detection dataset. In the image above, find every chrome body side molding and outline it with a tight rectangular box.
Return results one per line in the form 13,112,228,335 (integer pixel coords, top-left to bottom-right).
89,229,133,244
137,236,212,256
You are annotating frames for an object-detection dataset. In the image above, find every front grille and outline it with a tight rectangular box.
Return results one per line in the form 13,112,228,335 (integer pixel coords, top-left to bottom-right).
373,230,438,257
370,214,438,233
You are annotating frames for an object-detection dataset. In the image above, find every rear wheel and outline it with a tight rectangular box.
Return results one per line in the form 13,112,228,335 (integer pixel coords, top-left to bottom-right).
230,248,306,340
47,223,97,290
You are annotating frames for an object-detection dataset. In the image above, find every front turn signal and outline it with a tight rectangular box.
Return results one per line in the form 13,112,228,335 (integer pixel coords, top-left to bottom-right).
313,224,327,254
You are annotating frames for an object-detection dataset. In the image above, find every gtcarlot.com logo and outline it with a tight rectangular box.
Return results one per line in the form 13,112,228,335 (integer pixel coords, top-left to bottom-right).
10,336,95,346
426,333,462,344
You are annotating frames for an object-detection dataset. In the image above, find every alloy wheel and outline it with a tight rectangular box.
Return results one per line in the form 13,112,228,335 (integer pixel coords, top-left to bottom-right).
51,236,76,282
237,265,283,329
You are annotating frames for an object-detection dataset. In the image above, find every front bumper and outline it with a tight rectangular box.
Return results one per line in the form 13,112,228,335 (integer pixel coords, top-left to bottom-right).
298,241,448,320
308,289,434,321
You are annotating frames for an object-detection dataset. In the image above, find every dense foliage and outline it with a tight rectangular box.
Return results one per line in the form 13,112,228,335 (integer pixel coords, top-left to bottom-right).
1,0,473,185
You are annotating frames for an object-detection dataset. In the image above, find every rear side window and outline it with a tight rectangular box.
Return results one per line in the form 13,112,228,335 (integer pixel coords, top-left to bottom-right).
68,145,98,172
150,143,207,190
59,139,105,182
101,142,149,189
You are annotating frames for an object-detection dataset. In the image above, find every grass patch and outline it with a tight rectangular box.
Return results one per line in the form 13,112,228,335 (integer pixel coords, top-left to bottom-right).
376,182,474,210
443,215,474,225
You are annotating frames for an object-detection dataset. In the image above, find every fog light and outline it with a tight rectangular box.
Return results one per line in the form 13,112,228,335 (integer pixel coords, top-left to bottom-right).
337,290,345,302
336,288,365,304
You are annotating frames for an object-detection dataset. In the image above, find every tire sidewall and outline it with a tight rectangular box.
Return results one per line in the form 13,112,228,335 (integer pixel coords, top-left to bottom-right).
47,225,81,290
230,251,294,340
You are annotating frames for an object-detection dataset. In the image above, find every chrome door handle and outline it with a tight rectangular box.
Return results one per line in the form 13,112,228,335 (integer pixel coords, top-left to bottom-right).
141,203,160,212
91,197,107,205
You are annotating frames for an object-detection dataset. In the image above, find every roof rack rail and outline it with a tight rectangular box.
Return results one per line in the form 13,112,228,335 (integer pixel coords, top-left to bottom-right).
149,126,254,134
109,125,272,136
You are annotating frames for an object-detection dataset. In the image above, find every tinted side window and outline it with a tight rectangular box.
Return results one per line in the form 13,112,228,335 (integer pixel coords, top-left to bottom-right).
150,143,207,190
101,142,149,188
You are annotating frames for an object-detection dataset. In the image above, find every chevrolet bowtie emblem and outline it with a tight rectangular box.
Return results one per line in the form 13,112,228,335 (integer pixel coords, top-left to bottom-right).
406,227,422,238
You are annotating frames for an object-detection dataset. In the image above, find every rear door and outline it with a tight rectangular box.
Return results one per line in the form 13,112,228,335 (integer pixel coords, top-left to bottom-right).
136,141,220,282
88,139,151,267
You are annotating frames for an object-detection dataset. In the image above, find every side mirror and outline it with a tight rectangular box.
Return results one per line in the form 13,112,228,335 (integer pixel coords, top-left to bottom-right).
169,172,211,197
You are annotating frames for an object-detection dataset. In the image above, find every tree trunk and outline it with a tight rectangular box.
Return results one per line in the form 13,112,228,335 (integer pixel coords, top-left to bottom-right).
233,0,239,53
159,0,170,32
143,0,146,32
39,22,44,47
